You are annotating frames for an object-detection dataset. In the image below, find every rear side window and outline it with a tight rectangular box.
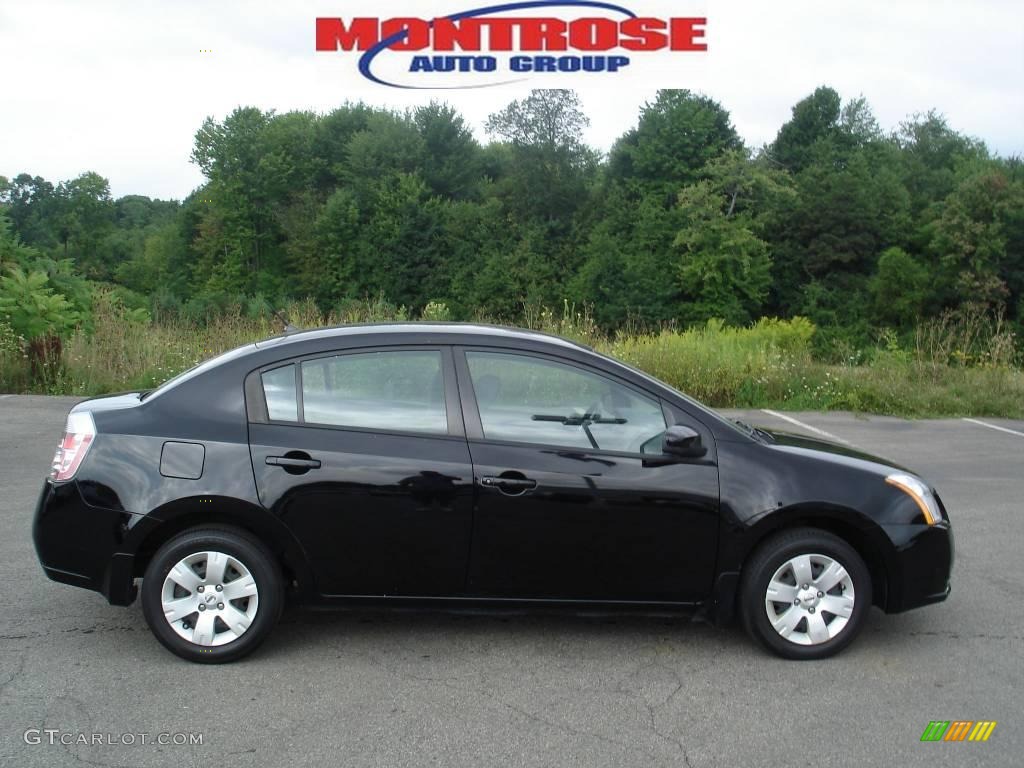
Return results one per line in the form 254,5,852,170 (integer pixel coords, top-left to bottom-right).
261,365,298,422
301,350,446,434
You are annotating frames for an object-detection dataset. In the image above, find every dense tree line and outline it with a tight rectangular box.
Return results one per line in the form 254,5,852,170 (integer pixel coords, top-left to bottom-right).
2,87,1022,355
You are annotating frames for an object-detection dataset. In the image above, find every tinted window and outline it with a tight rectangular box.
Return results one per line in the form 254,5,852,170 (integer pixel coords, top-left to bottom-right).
466,351,666,452
301,351,446,434
262,364,298,422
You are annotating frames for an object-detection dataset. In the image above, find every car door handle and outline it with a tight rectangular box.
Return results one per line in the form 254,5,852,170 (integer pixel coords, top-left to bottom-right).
266,455,321,469
480,475,537,495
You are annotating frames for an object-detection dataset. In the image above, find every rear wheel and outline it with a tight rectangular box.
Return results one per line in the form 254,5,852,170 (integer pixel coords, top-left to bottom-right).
141,527,283,663
740,528,871,660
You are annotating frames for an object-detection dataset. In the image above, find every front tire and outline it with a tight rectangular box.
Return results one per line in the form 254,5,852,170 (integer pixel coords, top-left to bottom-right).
141,526,283,663
740,528,871,660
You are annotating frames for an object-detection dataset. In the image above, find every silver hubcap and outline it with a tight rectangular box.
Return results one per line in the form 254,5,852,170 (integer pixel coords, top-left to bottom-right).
160,551,259,647
765,553,855,646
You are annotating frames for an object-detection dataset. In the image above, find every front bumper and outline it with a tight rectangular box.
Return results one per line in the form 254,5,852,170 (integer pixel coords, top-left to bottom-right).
880,521,954,613
33,480,139,605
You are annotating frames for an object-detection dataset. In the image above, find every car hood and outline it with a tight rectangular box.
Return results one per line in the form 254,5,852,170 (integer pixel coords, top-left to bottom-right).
761,428,910,475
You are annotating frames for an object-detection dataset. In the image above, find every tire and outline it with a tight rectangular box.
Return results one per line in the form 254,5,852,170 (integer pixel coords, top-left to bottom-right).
740,527,871,660
141,526,283,663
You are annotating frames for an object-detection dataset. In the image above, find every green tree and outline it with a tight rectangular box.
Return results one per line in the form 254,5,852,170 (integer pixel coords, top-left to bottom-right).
927,164,1024,313
414,102,483,200
572,186,697,326
191,107,276,293
0,174,60,249
115,222,184,296
308,188,361,305
674,182,773,325
870,247,932,325
53,172,115,277
0,211,40,269
485,89,598,225
312,103,376,190
351,173,446,309
608,90,742,200
764,93,913,325
345,112,426,202
896,111,988,217
768,86,842,172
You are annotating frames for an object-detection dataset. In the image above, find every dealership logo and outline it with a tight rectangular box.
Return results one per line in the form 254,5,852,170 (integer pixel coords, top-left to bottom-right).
315,1,706,89
920,721,998,742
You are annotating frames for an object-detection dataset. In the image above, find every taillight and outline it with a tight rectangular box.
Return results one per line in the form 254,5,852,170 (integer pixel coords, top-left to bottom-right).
50,411,96,481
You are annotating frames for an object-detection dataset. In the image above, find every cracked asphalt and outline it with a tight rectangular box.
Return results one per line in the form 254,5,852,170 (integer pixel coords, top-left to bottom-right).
1,395,1021,767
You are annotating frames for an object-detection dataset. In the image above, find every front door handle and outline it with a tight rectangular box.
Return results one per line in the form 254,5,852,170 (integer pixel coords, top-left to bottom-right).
480,474,537,495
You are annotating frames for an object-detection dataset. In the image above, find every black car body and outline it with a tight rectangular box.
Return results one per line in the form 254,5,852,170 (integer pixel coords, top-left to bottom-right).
33,324,953,661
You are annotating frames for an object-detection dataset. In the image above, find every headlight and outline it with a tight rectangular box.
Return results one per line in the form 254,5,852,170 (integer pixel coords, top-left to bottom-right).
885,473,941,525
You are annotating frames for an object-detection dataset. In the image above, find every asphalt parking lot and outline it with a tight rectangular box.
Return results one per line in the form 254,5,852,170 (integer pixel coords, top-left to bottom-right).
1,395,1021,767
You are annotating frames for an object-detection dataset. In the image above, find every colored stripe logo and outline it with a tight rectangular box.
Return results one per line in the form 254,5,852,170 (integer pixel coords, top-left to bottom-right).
920,721,997,742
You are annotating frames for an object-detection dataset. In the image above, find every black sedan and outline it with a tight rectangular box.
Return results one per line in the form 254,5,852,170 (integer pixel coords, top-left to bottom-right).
33,324,953,662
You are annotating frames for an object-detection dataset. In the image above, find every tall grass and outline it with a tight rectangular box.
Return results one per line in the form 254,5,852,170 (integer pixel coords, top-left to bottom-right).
604,317,816,406
1,291,1022,418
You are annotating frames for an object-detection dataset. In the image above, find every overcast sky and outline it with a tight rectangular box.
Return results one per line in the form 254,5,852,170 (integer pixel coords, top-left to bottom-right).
2,0,1022,200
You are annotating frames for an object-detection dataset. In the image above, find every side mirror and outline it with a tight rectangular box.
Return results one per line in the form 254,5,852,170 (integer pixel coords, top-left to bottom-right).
662,425,704,457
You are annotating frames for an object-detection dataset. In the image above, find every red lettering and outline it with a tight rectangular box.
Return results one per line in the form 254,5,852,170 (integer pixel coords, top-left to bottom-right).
315,18,380,51
432,18,483,51
568,18,618,51
619,18,668,51
315,15,708,55
670,18,707,51
518,18,568,51
479,19,515,51
381,18,431,51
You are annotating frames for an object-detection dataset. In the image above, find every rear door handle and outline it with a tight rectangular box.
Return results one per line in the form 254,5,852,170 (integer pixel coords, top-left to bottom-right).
266,456,321,469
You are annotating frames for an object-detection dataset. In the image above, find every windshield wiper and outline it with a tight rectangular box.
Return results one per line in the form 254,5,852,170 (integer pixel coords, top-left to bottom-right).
532,413,628,451
734,419,773,442
532,413,627,425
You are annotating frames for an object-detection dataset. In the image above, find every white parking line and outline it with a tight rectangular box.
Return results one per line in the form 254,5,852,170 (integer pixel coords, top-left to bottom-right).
962,417,1024,438
760,409,853,445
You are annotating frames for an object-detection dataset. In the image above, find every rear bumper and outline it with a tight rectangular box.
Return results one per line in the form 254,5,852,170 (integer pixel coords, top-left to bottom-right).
881,521,954,613
33,480,138,605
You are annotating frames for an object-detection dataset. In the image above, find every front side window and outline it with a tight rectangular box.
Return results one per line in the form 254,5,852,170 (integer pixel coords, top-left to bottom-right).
465,351,666,452
300,350,446,434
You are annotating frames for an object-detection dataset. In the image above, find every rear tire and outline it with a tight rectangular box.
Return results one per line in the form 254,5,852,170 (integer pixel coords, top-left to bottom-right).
740,527,871,660
141,526,283,663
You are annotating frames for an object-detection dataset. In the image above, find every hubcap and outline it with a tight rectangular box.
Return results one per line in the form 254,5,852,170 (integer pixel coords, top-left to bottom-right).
160,551,259,647
764,553,855,646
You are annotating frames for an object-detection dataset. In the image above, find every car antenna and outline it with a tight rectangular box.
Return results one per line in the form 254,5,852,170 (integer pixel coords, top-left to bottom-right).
273,310,301,334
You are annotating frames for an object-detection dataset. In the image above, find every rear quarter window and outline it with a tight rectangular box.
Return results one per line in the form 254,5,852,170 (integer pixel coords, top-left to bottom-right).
261,364,298,422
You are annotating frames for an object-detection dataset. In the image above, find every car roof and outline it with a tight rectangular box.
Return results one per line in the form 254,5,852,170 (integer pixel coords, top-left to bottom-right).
145,323,592,404
253,322,592,352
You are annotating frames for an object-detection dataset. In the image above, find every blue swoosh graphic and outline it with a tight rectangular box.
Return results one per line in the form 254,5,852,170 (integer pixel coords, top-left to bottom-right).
358,0,638,89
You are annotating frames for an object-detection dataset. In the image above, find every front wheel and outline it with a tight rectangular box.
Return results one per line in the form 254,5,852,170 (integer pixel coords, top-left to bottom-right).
141,526,283,663
740,528,871,660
